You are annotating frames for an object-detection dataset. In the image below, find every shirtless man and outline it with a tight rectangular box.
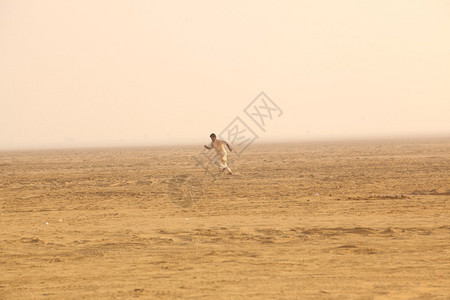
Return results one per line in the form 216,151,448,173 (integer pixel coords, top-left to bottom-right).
204,133,233,175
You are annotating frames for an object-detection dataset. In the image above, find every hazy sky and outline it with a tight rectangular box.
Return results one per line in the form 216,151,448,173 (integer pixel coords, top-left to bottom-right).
1,0,449,150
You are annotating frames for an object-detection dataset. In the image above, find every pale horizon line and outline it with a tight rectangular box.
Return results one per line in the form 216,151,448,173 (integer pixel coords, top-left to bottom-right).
1,133,449,152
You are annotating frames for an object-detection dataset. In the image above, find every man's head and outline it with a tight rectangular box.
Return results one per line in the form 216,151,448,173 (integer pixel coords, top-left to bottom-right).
209,133,216,141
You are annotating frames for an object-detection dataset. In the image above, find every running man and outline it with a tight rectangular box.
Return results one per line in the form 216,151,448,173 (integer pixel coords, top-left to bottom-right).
204,133,233,175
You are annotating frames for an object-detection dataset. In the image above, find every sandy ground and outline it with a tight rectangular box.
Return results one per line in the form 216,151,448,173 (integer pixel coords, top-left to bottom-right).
0,138,449,299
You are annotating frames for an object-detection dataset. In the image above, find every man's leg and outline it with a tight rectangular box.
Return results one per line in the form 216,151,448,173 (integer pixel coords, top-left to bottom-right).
213,155,225,170
221,153,232,174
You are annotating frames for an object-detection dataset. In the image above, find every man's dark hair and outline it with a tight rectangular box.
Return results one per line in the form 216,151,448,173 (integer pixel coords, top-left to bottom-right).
210,133,216,138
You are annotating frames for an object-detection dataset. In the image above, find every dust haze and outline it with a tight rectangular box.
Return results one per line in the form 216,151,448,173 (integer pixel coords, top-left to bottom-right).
1,0,449,149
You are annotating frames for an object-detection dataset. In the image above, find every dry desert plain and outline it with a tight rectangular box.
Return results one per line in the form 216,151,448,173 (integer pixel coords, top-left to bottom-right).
0,138,449,299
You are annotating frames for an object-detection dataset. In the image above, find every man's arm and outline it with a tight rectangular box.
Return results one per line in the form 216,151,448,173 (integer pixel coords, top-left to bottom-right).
204,144,212,150
226,143,232,152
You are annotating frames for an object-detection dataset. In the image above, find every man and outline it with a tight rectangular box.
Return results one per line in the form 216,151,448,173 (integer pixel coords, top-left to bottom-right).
204,133,233,175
